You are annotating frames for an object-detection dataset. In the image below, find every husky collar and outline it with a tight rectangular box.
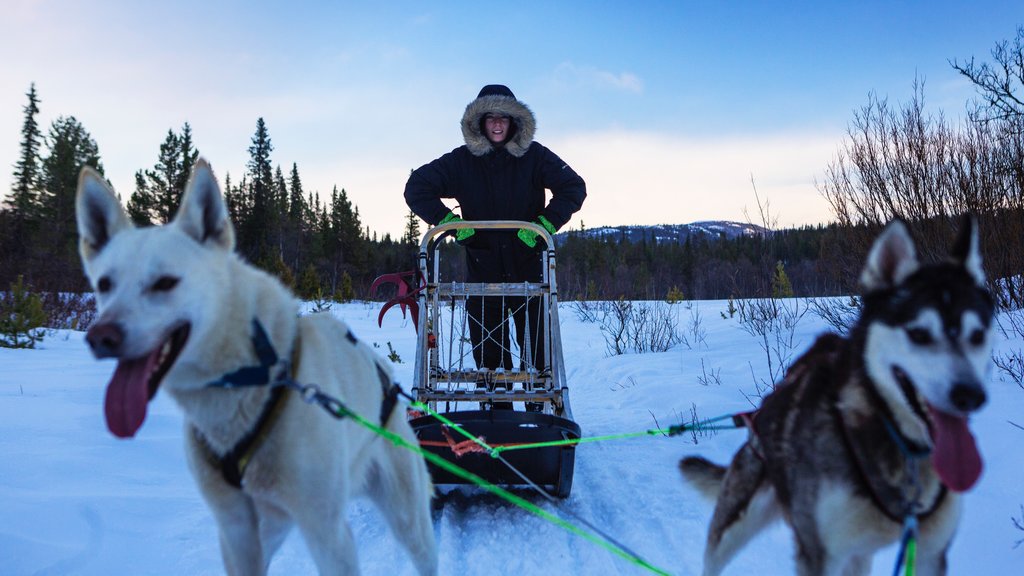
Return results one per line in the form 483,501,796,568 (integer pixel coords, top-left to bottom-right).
196,318,297,490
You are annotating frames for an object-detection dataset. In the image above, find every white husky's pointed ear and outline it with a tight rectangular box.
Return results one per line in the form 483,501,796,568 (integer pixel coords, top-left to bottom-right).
76,166,133,262
860,219,920,291
950,214,986,286
173,159,235,251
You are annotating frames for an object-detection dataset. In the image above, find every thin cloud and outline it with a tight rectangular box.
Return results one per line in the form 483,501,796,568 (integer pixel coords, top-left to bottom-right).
552,62,644,94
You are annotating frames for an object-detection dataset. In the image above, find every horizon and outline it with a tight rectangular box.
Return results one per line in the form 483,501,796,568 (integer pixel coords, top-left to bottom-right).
3,2,1023,237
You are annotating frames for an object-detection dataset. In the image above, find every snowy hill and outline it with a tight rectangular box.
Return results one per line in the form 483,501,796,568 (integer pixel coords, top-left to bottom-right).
1,299,1021,575
557,221,767,245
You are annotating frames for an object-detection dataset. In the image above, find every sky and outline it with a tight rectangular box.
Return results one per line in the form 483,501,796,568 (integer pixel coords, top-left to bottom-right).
2,1,1024,238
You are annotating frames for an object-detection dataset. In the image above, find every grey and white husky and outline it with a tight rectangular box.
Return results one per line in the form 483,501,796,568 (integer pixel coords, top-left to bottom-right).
681,217,993,576
76,160,437,575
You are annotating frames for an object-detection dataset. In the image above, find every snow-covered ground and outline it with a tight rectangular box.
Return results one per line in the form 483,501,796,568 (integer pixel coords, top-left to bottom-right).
1,299,1021,575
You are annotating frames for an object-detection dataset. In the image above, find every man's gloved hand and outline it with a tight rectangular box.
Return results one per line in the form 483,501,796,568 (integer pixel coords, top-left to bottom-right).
439,212,476,244
517,215,557,249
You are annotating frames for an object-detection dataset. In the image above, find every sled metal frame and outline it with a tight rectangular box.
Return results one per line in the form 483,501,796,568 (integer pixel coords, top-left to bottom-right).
409,220,579,497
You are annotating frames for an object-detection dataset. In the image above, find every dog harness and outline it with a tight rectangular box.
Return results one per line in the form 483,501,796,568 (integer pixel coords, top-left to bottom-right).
835,404,948,524
196,319,400,489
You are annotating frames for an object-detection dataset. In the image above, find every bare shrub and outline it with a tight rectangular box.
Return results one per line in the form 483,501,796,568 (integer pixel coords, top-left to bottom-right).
40,292,96,330
994,305,1024,388
817,78,1024,306
687,303,708,349
809,295,861,335
600,299,683,356
737,297,808,388
570,299,608,324
1013,504,1024,549
696,358,721,387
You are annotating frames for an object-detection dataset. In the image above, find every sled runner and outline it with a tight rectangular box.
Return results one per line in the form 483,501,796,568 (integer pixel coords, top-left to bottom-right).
381,220,580,498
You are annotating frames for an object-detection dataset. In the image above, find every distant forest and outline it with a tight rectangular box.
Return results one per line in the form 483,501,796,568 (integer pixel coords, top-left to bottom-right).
5,29,1024,307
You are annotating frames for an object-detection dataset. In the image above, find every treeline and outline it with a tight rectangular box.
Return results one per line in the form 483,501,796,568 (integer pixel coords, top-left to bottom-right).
0,84,417,299
5,27,1024,305
554,224,847,301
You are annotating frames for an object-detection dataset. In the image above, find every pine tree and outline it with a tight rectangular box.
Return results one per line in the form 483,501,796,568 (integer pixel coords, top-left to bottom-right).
127,124,200,226
38,116,102,288
7,83,43,218
772,260,795,298
279,163,310,273
176,123,198,193
402,209,421,246
288,163,306,224
296,263,321,300
126,170,154,224
327,186,364,287
0,275,47,349
243,118,276,265
337,270,355,302
3,84,44,282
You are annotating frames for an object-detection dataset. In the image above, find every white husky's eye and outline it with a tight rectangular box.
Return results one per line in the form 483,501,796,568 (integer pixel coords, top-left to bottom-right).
151,276,180,292
968,328,985,346
97,276,112,293
906,327,933,345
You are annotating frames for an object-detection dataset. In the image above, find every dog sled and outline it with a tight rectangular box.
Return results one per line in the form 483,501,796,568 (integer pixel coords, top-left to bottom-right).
376,220,580,498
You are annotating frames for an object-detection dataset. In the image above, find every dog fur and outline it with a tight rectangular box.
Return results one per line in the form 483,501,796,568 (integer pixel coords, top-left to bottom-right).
76,160,438,575
680,217,994,576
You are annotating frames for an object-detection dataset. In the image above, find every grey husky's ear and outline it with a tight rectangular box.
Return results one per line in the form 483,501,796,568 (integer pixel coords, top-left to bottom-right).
76,166,133,262
860,219,920,291
950,214,985,286
174,159,235,251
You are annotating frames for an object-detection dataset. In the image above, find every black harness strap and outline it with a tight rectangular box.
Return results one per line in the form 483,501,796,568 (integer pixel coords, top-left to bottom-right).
214,385,289,489
835,404,946,523
197,319,295,489
345,329,401,427
378,363,400,426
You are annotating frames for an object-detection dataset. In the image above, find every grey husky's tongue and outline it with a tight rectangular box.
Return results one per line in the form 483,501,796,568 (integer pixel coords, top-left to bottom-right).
929,407,982,492
104,350,160,438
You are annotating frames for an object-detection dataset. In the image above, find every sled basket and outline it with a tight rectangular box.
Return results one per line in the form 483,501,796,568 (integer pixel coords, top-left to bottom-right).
407,220,579,498
409,409,580,498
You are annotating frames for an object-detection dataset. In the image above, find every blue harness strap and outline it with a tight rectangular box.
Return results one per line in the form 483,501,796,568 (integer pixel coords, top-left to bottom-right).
209,319,283,389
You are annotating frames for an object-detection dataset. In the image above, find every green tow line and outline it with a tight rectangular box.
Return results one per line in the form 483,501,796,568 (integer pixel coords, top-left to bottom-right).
411,400,742,456
293,384,674,576
291,381,748,576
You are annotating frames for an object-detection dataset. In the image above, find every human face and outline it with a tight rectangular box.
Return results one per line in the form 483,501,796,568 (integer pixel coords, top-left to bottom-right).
483,113,511,144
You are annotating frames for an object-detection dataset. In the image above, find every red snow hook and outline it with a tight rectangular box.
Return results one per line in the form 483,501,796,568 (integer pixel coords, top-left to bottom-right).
370,271,424,332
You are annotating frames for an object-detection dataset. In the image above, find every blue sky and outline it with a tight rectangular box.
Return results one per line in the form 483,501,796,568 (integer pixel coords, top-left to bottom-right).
3,1,1023,237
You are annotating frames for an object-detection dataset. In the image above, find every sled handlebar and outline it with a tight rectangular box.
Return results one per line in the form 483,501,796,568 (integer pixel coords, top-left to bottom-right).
420,220,555,254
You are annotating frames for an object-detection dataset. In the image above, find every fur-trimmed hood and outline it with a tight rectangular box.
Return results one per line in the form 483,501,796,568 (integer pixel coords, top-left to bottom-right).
461,85,536,158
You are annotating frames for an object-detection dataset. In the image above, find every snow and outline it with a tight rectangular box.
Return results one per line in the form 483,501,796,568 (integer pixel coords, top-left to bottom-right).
1,299,1021,575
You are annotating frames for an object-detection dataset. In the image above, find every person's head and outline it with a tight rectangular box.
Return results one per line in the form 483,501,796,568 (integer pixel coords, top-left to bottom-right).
462,84,536,158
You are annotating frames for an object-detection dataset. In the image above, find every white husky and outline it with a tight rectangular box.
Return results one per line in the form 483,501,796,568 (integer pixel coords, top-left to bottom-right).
76,159,438,575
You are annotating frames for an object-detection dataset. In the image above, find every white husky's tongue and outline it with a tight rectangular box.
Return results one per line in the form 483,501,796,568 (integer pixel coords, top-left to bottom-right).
929,406,982,492
104,350,160,438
